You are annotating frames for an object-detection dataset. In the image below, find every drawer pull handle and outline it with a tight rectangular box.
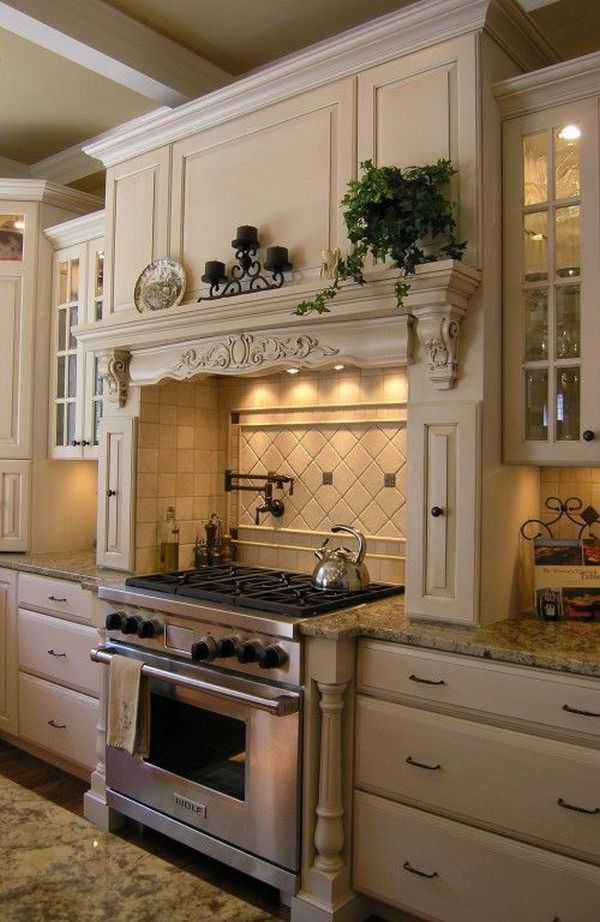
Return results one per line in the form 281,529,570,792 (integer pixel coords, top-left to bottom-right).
106,489,116,497
47,649,67,658
557,797,599,815
562,703,600,718
406,755,441,772
48,595,68,602
403,860,438,879
409,673,446,686
48,719,67,729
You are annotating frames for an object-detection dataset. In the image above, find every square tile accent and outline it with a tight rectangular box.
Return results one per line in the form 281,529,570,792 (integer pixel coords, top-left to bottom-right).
384,473,396,488
322,471,333,485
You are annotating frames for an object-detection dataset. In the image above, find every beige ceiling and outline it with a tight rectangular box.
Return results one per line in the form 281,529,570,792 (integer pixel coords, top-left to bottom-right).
0,0,599,195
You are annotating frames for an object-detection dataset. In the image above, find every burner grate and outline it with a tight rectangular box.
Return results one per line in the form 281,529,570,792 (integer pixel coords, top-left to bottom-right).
125,565,404,617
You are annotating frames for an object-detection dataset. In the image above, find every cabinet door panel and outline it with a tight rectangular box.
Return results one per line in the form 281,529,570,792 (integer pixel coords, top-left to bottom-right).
0,276,29,457
171,80,354,297
406,402,479,623
0,460,30,551
19,672,98,771
104,148,170,315
503,99,600,463
0,568,17,734
97,416,137,570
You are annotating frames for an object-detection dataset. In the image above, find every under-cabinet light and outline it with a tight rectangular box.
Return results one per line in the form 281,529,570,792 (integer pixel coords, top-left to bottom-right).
286,367,300,374
333,364,345,371
13,219,25,230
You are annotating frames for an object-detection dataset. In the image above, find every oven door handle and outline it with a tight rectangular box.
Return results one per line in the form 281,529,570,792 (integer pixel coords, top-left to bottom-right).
90,647,300,717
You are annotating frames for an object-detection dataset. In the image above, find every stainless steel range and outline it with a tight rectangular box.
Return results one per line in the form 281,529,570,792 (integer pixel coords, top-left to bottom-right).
94,565,403,900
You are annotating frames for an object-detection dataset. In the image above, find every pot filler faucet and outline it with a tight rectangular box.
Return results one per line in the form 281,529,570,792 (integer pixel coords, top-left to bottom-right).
224,469,295,525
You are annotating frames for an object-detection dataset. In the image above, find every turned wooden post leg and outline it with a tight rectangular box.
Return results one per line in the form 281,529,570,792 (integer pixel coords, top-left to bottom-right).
313,681,347,873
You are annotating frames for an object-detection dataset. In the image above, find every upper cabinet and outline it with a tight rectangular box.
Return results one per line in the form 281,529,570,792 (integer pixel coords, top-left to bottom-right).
46,214,106,460
103,148,171,316
498,58,600,464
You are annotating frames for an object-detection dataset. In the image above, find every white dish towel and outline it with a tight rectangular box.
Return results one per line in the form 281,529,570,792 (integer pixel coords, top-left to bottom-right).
107,654,150,757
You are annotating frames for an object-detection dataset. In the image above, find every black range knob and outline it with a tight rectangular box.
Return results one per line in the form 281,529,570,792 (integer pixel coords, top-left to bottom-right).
258,644,288,670
137,619,162,639
191,636,218,662
121,614,142,635
238,639,264,664
216,636,240,658
105,611,125,630
582,430,595,441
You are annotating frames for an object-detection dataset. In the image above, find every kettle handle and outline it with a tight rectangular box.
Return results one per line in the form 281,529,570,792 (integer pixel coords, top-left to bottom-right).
331,524,366,564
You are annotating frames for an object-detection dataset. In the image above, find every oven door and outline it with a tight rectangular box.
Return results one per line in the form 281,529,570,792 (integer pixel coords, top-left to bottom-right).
99,644,301,872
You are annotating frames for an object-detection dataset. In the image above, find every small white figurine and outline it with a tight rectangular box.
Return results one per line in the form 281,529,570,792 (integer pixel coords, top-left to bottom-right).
320,248,341,279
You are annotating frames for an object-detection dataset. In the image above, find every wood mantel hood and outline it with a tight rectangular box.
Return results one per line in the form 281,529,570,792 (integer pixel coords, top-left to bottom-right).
75,260,481,392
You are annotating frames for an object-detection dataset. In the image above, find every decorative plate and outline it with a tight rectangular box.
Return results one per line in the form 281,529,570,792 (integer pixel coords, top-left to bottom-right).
134,258,186,312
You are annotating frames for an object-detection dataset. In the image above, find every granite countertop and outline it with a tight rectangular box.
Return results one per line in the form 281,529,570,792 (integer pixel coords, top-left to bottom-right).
300,595,600,678
2,552,599,678
0,550,127,588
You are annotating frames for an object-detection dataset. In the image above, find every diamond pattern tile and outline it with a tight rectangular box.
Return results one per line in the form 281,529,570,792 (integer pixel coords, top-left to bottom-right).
238,422,406,537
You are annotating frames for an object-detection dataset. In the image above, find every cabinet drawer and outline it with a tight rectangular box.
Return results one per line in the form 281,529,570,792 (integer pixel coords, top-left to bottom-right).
356,696,600,864
18,573,96,624
18,609,99,696
18,673,98,771
354,791,600,922
358,639,600,739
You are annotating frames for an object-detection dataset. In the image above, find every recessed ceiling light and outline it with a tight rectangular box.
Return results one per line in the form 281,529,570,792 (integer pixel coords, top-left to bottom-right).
286,367,300,375
13,219,25,230
557,124,581,141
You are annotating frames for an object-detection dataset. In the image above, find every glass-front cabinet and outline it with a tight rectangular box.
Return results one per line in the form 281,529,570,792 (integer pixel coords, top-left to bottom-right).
49,231,105,460
502,95,600,464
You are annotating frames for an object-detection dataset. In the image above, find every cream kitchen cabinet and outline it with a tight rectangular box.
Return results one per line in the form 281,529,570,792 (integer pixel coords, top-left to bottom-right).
498,55,600,464
45,214,105,459
354,639,600,921
405,402,480,624
96,415,137,571
0,567,17,735
103,147,171,316
16,573,101,776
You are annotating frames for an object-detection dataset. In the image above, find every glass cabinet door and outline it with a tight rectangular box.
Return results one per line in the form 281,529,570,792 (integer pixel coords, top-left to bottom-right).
53,254,81,452
503,97,600,464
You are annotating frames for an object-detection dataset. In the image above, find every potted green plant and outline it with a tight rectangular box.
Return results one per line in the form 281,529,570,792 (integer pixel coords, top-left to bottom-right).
294,158,466,316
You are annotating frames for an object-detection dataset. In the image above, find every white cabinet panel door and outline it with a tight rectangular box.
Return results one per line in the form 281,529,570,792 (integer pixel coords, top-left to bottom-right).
96,416,137,570
0,460,30,551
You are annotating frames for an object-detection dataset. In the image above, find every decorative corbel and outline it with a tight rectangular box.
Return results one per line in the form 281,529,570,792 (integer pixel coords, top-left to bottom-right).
407,260,481,390
412,303,466,389
98,349,132,407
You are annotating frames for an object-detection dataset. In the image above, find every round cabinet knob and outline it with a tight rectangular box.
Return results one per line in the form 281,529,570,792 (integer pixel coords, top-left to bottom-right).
105,611,125,630
137,619,162,639
582,430,595,442
431,506,444,517
238,639,264,664
215,636,240,658
121,614,141,635
258,644,288,670
191,636,218,662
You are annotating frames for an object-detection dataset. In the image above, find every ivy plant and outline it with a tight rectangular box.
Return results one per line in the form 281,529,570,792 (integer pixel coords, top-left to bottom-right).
294,158,466,316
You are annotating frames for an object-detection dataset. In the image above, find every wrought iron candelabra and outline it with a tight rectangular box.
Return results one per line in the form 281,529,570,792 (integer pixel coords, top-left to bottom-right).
198,225,293,301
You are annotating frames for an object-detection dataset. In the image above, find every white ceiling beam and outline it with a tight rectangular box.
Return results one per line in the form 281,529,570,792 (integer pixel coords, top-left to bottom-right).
518,0,561,10
0,156,33,178
0,0,231,106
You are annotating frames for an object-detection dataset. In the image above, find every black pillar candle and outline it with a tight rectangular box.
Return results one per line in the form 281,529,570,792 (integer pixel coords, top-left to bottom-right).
233,225,258,248
202,260,225,284
265,246,291,271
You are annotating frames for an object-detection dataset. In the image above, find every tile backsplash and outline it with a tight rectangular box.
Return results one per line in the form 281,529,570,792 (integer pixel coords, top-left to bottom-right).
135,367,407,583
540,466,600,538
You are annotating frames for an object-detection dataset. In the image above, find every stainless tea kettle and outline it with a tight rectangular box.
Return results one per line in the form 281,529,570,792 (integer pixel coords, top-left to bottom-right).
311,525,370,591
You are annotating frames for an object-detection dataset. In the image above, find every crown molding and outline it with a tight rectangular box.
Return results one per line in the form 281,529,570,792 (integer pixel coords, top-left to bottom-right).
43,209,105,249
495,49,600,118
0,178,102,212
84,0,556,169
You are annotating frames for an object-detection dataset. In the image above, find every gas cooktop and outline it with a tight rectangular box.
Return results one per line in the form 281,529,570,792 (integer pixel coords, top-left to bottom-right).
125,565,404,618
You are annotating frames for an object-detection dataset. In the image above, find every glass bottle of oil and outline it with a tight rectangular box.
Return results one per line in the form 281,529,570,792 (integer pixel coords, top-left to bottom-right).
158,506,179,571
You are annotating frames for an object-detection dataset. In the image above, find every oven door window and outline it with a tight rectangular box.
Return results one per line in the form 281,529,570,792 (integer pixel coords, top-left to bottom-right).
147,690,246,801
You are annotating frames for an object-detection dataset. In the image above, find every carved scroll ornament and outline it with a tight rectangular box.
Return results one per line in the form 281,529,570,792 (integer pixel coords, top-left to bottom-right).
171,333,338,377
98,349,131,407
412,305,466,390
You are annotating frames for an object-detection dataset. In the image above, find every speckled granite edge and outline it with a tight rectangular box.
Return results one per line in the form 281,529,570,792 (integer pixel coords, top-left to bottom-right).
0,551,126,587
299,598,600,678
